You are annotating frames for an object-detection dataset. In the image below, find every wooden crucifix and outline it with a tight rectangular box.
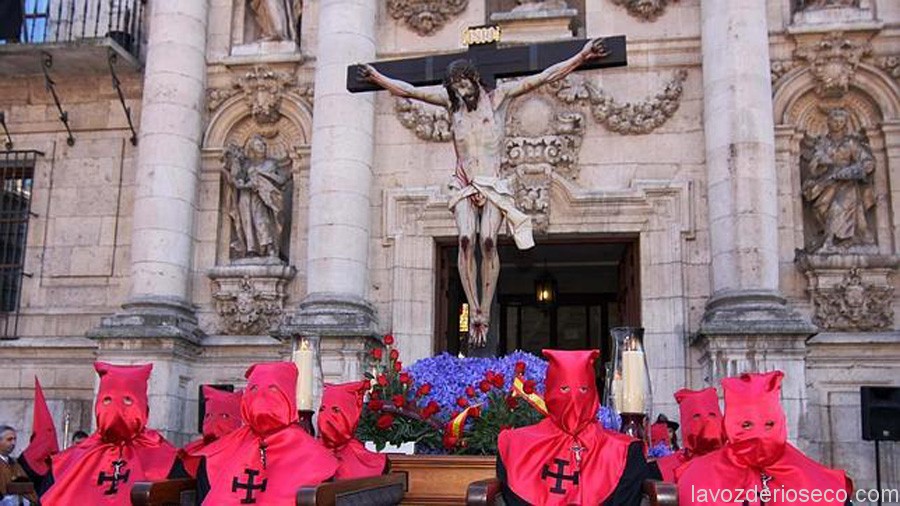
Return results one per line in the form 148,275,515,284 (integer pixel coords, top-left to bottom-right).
347,29,627,349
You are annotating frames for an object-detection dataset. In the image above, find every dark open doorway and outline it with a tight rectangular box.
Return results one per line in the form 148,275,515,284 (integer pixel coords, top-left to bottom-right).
435,236,641,374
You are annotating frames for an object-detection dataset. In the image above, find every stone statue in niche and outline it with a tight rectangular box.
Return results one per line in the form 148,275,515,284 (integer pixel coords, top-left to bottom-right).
222,135,293,262
249,0,301,42
800,108,876,253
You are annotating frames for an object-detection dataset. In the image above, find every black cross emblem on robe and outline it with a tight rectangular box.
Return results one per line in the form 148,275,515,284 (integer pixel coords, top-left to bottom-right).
541,458,579,494
346,31,626,93
232,468,267,504
96,459,130,495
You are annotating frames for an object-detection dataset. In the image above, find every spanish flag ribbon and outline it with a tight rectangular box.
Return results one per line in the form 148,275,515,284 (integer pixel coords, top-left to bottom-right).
449,403,482,438
511,376,549,416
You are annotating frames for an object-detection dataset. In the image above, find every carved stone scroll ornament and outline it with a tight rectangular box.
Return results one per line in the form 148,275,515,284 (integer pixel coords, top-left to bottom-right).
609,0,678,22
208,266,296,335
386,0,469,36
810,268,893,331
794,32,873,98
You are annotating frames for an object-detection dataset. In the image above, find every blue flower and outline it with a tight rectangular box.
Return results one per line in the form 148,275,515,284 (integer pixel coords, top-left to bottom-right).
648,441,674,458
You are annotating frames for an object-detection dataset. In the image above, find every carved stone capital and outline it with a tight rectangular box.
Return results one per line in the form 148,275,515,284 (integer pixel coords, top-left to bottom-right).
794,32,873,97
796,253,898,332
208,263,297,335
387,0,469,36
609,0,678,22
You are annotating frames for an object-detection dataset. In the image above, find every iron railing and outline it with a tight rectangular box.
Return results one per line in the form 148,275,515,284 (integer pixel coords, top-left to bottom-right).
0,150,39,339
2,0,146,59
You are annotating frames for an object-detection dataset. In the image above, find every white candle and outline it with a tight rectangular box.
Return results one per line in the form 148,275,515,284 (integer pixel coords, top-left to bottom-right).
612,372,624,413
622,349,645,413
293,339,314,410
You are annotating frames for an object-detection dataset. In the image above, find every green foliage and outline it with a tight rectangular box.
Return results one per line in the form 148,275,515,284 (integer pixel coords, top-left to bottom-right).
456,390,545,455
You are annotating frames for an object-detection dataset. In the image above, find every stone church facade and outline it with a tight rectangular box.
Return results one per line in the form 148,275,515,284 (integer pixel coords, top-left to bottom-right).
0,0,897,493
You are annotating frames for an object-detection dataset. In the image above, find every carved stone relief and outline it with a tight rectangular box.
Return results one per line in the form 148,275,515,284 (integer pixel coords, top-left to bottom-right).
794,32,873,98
208,67,313,130
609,0,677,22
209,267,296,335
796,0,858,10
874,55,900,82
797,255,895,332
386,0,469,36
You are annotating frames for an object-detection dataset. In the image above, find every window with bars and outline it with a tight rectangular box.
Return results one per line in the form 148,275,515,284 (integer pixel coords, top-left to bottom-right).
0,150,39,339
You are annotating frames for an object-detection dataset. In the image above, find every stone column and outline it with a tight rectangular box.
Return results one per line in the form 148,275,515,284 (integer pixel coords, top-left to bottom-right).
696,0,815,441
280,0,378,393
89,0,209,442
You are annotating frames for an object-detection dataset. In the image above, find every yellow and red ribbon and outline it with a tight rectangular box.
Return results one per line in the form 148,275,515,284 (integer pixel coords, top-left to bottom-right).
449,403,482,439
511,376,549,416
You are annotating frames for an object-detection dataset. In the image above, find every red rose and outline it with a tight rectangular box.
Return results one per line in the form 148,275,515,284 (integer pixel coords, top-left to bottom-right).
465,386,476,398
485,371,495,382
371,348,383,360
423,401,439,418
383,334,394,345
506,396,519,409
399,372,410,384
389,349,400,361
469,406,482,418
523,379,536,395
392,394,405,408
368,399,384,411
376,413,395,430
377,375,388,386
393,361,402,372
515,361,526,375
416,384,432,396
500,424,512,431
370,390,381,400
491,373,505,388
479,380,491,393
456,397,468,408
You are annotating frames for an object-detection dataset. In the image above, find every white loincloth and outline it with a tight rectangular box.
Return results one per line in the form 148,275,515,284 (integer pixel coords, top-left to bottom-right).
448,175,535,250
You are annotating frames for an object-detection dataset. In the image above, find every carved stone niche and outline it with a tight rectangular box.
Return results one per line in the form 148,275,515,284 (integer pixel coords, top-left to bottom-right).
501,93,585,234
796,253,897,332
209,265,296,336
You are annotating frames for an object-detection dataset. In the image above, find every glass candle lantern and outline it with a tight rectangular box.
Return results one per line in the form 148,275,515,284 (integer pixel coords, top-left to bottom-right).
607,327,653,444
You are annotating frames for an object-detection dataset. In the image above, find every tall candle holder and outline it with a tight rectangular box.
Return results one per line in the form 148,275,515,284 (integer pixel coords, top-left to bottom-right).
607,326,652,445
292,336,316,436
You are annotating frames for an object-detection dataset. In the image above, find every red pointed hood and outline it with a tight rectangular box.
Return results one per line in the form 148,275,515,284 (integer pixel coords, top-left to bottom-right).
318,380,387,479
94,362,152,442
21,376,60,475
543,349,600,434
674,387,724,457
241,362,299,436
723,371,787,468
201,386,243,441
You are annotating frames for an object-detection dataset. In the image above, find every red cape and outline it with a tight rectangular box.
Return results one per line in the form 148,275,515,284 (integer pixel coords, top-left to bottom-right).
180,386,242,477
497,350,633,505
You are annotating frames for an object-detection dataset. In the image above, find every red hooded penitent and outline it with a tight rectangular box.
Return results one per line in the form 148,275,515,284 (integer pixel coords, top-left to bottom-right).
677,371,851,506
318,380,387,479
198,362,338,505
42,362,177,505
180,386,243,477
497,349,635,505
655,387,724,482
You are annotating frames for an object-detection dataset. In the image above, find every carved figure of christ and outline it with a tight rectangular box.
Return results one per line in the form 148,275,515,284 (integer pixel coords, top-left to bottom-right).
351,36,626,347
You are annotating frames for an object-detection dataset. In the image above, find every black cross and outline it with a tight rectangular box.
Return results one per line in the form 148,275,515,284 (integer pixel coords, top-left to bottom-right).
541,458,579,495
96,459,130,495
346,32,626,92
232,468,268,504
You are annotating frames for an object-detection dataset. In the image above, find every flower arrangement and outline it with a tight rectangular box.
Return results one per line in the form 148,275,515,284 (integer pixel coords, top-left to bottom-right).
356,334,621,455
